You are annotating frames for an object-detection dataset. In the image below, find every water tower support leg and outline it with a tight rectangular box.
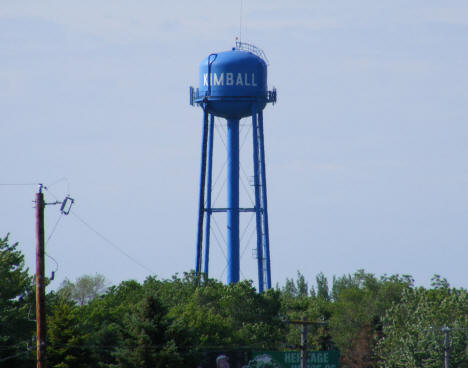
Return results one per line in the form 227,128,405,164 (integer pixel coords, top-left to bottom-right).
252,107,264,292
227,118,240,284
203,114,215,276
258,111,272,289
195,108,209,275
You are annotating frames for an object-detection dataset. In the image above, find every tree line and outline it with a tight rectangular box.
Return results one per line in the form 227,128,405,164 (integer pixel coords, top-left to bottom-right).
1,235,467,368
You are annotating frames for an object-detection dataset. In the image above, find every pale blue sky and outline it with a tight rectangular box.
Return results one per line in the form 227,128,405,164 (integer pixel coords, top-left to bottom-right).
1,1,467,290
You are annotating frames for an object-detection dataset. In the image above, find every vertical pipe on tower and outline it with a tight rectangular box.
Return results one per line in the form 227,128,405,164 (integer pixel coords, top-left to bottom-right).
227,118,240,284
251,106,264,292
195,108,209,274
258,111,272,289
203,114,215,276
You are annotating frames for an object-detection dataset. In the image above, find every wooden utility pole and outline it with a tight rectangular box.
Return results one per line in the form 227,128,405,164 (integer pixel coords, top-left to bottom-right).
286,319,328,368
442,326,450,368
300,317,308,368
35,184,46,368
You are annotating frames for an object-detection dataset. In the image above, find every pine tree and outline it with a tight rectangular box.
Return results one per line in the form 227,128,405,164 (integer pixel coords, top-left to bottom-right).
114,292,184,368
0,235,35,368
47,300,90,368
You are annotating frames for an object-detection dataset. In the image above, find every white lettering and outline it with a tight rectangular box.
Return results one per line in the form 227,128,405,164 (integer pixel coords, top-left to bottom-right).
244,73,250,86
252,72,257,86
214,73,224,86
236,73,243,86
285,352,300,363
226,73,234,85
205,71,258,88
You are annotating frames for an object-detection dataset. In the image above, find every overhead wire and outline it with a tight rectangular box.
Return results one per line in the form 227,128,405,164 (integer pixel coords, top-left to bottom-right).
0,350,31,362
45,252,59,276
70,211,155,275
0,182,38,186
45,212,64,246
44,185,155,276
46,176,71,194
42,185,64,278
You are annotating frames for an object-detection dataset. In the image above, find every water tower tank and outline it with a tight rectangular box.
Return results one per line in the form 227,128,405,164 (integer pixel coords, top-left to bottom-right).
196,49,269,119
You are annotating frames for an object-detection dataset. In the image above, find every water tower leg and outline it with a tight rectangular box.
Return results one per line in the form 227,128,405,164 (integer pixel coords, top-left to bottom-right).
227,118,240,284
258,111,272,289
203,114,215,276
252,107,264,292
195,109,209,275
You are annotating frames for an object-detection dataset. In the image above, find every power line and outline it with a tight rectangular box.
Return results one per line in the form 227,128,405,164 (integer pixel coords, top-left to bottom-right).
43,186,155,276
46,177,70,192
70,211,155,275
0,183,37,186
45,213,64,246
0,350,30,362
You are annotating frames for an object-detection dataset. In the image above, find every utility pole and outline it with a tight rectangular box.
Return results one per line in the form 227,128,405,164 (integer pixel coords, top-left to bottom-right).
33,184,73,368
442,326,450,368
285,318,328,368
300,316,308,368
35,184,46,368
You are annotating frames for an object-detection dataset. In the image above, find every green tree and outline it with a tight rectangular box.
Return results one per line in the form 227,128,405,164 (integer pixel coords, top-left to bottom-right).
376,281,468,368
47,299,90,368
329,271,411,368
169,277,284,351
316,272,330,302
0,235,35,367
114,291,185,368
282,278,298,298
83,279,145,368
58,274,108,306
279,272,333,351
296,272,309,298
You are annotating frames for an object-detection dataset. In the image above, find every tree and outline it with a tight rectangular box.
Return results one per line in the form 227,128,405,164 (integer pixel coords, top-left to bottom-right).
82,279,145,368
0,235,35,368
168,277,285,351
282,278,298,298
316,272,330,301
296,272,309,298
47,299,90,368
59,274,108,306
376,282,468,368
329,271,411,368
114,291,185,368
279,272,333,351
281,271,310,299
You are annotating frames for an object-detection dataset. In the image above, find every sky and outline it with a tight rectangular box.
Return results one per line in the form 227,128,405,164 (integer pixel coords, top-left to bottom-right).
1,1,467,291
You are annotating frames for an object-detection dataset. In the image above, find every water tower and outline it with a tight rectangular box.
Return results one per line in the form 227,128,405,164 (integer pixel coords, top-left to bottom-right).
189,41,276,292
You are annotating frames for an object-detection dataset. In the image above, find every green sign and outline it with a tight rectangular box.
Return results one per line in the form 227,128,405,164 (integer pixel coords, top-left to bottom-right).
245,351,339,368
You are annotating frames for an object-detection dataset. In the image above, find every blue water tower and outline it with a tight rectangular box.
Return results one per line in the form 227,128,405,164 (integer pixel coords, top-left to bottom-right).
189,42,276,292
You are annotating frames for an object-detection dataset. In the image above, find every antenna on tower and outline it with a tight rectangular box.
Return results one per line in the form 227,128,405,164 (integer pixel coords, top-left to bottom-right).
239,0,243,43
